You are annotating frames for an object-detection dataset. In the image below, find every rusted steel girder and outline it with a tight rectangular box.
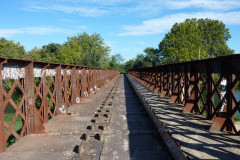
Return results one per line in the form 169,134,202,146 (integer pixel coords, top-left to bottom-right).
161,72,169,97
42,65,48,123
183,73,200,113
63,66,69,111
206,73,214,120
25,62,45,134
55,65,64,115
129,55,240,134
170,73,184,103
0,60,6,152
81,68,87,97
70,67,78,105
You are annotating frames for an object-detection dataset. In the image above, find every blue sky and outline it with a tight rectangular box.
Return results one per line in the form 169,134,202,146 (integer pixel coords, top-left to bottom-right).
0,0,240,62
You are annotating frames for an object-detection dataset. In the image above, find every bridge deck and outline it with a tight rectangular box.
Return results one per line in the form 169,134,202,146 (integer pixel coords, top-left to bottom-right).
127,75,240,159
100,75,171,159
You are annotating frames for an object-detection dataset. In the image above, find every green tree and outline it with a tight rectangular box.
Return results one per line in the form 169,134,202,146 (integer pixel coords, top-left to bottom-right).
42,43,62,62
197,18,233,58
144,47,160,66
124,59,135,71
0,38,27,59
57,36,83,64
109,53,124,69
109,53,125,72
58,32,110,67
134,54,152,69
159,18,234,64
27,47,42,61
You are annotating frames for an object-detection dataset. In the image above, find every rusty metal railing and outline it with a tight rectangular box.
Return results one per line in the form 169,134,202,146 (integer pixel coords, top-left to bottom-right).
0,57,119,152
129,54,240,135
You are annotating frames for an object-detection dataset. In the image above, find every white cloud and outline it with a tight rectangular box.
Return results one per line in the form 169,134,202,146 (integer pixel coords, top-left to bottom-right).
22,0,133,17
168,0,240,11
119,11,240,36
123,0,240,17
0,27,78,37
51,0,132,5
25,5,107,17
22,0,240,18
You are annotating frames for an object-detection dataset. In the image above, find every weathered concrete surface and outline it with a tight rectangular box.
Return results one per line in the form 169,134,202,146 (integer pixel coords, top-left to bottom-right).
101,75,172,160
128,75,240,160
0,76,119,160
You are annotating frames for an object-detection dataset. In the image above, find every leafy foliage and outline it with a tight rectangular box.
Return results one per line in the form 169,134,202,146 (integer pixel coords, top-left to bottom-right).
0,33,113,69
58,33,110,67
143,47,160,66
159,18,234,64
123,48,159,71
125,18,234,71
0,38,27,59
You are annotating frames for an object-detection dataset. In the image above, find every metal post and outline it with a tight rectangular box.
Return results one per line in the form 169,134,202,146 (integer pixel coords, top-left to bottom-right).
206,73,214,120
155,72,161,93
88,68,93,92
86,69,90,93
71,67,78,104
42,67,48,123
25,61,44,134
210,74,236,132
160,72,168,97
0,62,6,152
55,65,64,115
183,73,200,113
76,67,81,100
93,69,96,89
81,68,87,97
169,73,179,103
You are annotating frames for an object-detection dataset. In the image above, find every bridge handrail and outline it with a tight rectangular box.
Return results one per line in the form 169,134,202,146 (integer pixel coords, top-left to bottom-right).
129,54,240,135
0,57,119,152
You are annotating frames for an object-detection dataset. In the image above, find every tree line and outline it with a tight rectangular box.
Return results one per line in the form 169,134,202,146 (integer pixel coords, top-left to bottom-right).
0,32,124,71
124,18,234,71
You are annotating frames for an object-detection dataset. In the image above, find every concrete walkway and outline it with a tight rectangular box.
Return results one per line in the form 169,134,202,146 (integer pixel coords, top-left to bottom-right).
0,77,119,160
100,75,171,160
127,75,240,160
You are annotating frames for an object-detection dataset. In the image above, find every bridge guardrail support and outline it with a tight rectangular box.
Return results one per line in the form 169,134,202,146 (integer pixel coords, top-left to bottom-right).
183,73,200,113
25,61,45,134
210,74,236,132
129,55,240,134
0,61,6,152
70,67,78,105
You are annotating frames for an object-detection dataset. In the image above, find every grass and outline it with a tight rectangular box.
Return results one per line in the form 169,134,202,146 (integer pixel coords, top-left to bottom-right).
4,108,23,147
4,86,23,148
4,112,22,147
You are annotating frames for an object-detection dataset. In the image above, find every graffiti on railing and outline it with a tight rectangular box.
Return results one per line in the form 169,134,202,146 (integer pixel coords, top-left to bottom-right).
220,78,227,112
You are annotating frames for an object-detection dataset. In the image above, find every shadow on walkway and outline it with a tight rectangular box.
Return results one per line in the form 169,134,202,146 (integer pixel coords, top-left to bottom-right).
123,75,172,160
129,75,240,160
